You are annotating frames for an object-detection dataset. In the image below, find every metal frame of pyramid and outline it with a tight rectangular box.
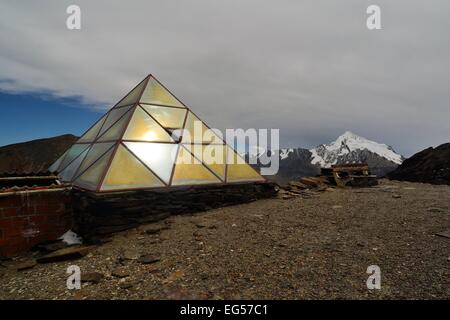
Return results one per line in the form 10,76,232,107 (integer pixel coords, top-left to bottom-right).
49,75,265,192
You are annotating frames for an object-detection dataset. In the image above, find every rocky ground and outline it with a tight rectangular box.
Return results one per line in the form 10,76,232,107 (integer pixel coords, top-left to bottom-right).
0,179,449,299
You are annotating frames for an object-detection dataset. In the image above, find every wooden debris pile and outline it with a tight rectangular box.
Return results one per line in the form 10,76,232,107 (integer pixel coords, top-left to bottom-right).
278,177,333,200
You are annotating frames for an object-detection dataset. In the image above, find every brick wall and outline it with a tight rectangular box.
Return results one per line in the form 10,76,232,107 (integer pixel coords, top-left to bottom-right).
0,188,72,257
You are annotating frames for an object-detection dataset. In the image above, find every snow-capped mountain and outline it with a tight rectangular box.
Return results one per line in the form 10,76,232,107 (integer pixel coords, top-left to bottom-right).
249,131,404,182
310,131,403,167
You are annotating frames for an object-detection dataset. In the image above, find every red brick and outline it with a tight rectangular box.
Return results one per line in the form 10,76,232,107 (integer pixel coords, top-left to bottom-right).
0,207,19,218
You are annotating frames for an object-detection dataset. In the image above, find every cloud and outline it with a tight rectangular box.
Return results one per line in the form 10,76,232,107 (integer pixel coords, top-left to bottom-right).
0,0,449,156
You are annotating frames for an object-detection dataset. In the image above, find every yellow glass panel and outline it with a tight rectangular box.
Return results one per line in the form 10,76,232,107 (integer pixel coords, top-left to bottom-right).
115,79,146,108
140,104,187,128
182,112,223,144
101,144,164,191
226,146,264,182
78,114,106,143
73,148,113,191
123,107,174,142
184,144,226,181
171,147,220,186
140,78,185,108
97,109,132,142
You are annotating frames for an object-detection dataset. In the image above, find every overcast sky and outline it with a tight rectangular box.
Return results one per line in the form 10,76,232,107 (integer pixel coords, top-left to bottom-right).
0,0,449,156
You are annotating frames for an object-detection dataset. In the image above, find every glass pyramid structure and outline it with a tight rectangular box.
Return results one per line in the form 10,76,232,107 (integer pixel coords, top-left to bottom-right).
49,75,265,192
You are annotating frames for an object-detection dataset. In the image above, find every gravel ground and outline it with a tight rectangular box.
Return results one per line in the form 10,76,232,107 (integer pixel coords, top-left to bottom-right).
0,179,449,299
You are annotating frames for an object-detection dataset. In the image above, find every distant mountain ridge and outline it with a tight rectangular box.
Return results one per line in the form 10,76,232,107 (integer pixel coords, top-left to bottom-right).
0,134,78,174
250,131,404,182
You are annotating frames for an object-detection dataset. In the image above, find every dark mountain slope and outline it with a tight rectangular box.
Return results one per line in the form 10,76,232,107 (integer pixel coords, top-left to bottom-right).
0,134,77,174
389,143,450,185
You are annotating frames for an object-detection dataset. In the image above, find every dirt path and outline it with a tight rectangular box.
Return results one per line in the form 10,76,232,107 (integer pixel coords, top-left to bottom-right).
1,179,449,299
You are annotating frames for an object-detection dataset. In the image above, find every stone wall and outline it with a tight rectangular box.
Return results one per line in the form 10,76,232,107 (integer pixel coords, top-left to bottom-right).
0,188,72,257
72,182,278,242
0,182,278,256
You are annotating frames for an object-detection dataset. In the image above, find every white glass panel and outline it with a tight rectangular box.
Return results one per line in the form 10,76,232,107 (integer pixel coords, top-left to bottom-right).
97,109,132,142
59,148,89,182
73,148,113,191
73,142,114,179
124,142,178,184
77,115,107,143
97,106,132,137
58,144,90,172
48,151,66,173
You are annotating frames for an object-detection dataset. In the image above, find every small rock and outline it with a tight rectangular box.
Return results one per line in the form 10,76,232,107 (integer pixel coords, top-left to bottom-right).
119,250,139,261
16,260,37,271
147,265,159,273
111,267,130,278
162,270,184,284
392,194,402,199
142,225,163,235
82,272,104,284
332,205,343,209
138,254,160,265
435,230,450,239
119,280,134,289
357,242,365,247
193,220,217,229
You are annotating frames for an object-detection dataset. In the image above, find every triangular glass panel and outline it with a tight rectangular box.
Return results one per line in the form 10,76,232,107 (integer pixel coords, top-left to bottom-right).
73,142,114,180
101,144,165,191
225,146,264,182
184,144,226,181
140,104,187,129
77,114,107,143
114,79,147,108
122,106,174,142
182,112,224,144
59,147,90,182
58,144,90,172
124,142,178,184
49,151,67,173
97,105,132,138
171,146,221,186
140,77,185,108
97,109,132,142
73,147,113,191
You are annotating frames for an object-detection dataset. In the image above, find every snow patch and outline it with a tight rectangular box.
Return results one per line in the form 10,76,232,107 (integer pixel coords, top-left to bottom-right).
280,148,294,160
59,230,83,245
